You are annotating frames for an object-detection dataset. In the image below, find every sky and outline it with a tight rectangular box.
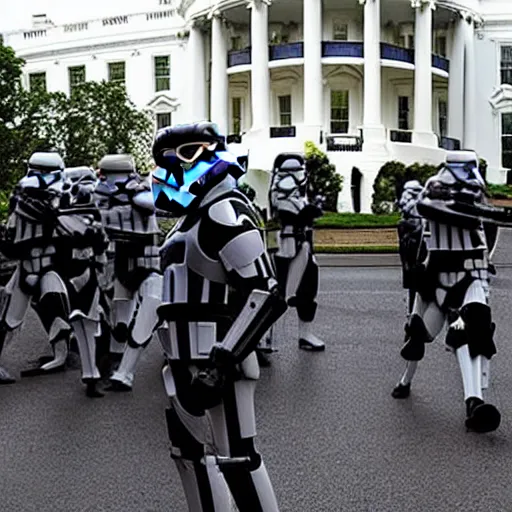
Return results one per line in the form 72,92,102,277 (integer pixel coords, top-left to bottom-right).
0,0,153,32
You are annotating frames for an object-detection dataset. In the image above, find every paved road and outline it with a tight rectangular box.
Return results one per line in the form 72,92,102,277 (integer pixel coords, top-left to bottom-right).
2,239,512,511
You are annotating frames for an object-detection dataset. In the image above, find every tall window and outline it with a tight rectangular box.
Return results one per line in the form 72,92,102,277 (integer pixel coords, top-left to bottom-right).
278,95,292,126
156,112,172,130
333,21,348,41
502,113,512,169
68,65,86,95
108,61,126,86
398,96,410,130
501,46,512,85
232,97,242,134
231,36,242,51
29,72,46,92
330,90,349,133
438,99,447,137
154,56,171,92
434,36,447,57
399,35,414,49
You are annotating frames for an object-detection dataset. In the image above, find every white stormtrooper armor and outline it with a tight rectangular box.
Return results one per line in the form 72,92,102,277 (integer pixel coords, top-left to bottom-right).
392,151,501,433
0,152,68,384
152,122,286,511
268,153,325,352
0,154,108,397
94,154,162,391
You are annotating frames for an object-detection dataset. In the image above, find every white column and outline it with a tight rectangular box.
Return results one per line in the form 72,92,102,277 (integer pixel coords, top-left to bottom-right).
362,0,385,143
249,0,270,131
303,0,323,132
463,15,476,150
412,0,437,146
186,23,207,122
448,12,464,143
210,14,229,135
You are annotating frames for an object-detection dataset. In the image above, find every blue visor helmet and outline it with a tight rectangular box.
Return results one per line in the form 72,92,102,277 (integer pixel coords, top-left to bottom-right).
152,150,244,214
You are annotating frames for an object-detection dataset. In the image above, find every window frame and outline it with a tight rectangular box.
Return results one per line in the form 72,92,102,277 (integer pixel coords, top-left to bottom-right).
501,45,512,86
434,35,447,57
154,55,171,92
231,97,243,134
156,112,172,130
330,89,349,134
398,95,410,131
108,61,126,86
29,71,47,92
278,94,292,127
68,65,86,95
332,20,348,41
438,99,447,137
501,113,512,169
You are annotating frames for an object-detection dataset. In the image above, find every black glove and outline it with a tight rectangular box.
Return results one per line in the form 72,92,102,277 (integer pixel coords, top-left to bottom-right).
190,346,239,409
299,203,322,225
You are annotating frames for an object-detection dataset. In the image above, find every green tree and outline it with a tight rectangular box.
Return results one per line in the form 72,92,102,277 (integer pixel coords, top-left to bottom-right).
0,42,66,187
304,141,343,212
371,161,439,214
0,42,26,186
62,81,153,171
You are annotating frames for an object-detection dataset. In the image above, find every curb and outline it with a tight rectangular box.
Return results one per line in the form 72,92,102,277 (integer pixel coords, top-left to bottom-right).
316,253,401,267
316,253,512,268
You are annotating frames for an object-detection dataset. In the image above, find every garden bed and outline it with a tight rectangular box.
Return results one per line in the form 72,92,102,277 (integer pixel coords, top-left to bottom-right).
314,228,398,248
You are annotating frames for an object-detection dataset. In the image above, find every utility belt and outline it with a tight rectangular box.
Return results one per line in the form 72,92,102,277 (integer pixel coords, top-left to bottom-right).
114,242,160,269
158,304,236,361
106,228,158,245
427,250,487,272
114,243,161,291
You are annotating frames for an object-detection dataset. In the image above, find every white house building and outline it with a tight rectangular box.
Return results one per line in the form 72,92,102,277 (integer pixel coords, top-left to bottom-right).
4,0,512,212
3,3,190,132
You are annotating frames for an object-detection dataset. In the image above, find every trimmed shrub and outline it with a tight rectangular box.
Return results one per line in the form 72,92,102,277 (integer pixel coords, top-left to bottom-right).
304,141,343,212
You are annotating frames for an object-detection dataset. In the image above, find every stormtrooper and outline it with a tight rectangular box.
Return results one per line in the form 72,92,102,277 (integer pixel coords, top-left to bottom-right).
0,153,108,397
94,154,162,391
267,153,325,352
152,122,286,511
392,151,502,433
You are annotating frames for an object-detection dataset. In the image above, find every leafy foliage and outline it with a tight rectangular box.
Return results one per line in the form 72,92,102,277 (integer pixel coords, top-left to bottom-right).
304,141,343,212
487,183,512,199
62,81,153,171
237,182,256,201
371,160,439,214
0,41,154,193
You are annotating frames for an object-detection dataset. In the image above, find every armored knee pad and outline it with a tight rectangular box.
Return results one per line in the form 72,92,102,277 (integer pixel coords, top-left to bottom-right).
36,272,71,345
400,314,432,361
165,407,205,462
457,303,497,359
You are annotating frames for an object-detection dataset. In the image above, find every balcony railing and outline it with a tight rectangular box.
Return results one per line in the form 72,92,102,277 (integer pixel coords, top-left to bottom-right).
321,41,364,58
381,43,414,64
439,136,461,150
390,130,413,143
326,134,363,152
269,42,304,61
228,49,251,67
223,41,449,72
432,54,449,72
270,126,296,138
